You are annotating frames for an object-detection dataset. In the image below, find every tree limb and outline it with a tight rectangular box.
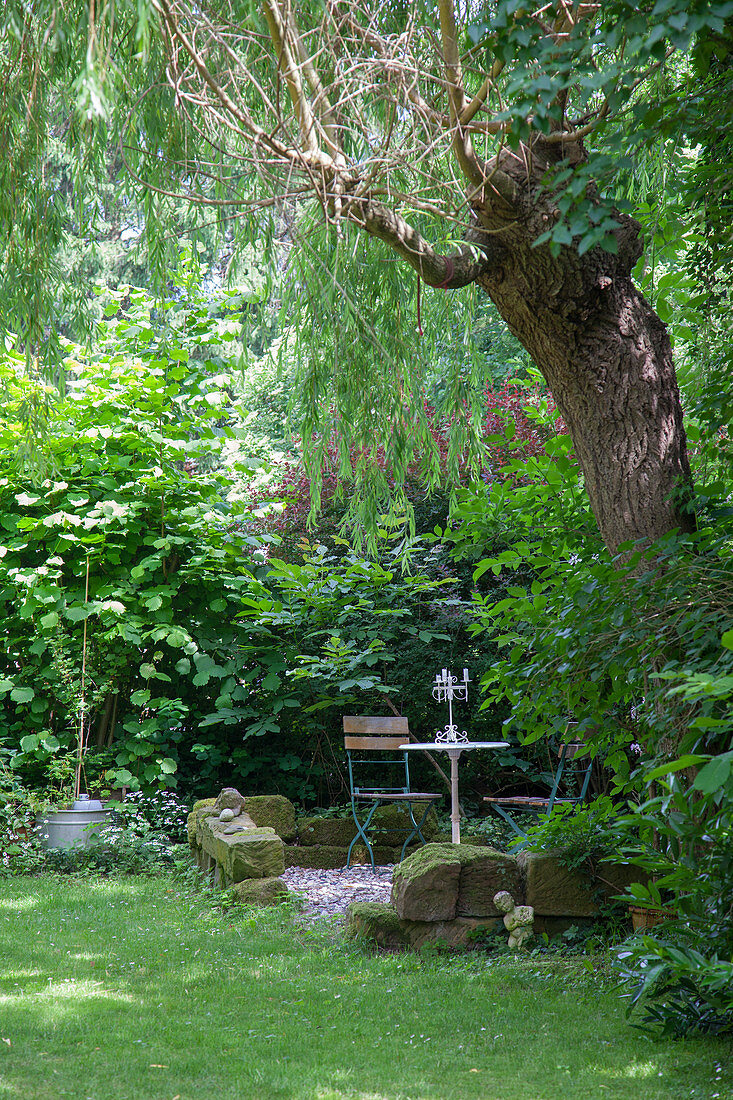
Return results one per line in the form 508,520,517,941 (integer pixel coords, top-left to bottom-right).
345,196,493,288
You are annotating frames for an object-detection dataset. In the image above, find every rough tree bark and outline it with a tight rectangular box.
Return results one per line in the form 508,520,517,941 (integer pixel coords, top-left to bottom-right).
467,137,696,554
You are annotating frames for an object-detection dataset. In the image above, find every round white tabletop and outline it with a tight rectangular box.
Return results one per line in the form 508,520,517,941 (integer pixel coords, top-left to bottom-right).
400,741,509,843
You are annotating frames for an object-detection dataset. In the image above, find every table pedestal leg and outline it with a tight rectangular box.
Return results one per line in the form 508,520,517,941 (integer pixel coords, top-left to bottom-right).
449,750,461,844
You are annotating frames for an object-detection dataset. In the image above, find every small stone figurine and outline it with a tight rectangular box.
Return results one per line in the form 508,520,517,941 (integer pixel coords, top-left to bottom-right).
493,890,535,950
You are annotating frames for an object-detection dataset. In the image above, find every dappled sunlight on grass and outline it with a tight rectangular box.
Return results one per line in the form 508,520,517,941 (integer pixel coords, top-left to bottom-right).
617,1060,663,1079
0,893,42,912
0,875,729,1100
0,978,136,1005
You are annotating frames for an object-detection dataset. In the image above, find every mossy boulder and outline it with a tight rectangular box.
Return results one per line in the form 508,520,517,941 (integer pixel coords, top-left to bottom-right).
228,878,291,907
392,843,522,921
245,795,297,841
392,844,462,920
297,816,358,848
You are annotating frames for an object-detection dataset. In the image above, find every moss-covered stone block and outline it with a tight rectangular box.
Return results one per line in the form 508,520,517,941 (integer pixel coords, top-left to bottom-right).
198,814,284,883
346,903,410,948
532,915,599,938
391,843,461,920
229,877,291,907
346,903,502,950
597,860,649,901
297,816,358,848
284,844,349,869
245,795,297,841
455,847,523,917
368,803,439,845
187,799,216,846
401,916,502,949
519,850,597,916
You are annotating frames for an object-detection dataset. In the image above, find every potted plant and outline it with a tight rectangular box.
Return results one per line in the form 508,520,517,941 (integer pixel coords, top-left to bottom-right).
35,560,114,850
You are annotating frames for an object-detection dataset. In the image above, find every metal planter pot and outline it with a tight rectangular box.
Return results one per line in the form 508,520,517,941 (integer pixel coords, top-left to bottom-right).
36,797,114,850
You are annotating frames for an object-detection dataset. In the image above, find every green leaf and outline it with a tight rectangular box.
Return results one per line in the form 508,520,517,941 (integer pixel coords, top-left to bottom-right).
40,610,59,629
65,605,91,622
692,752,733,795
11,686,35,703
644,755,708,782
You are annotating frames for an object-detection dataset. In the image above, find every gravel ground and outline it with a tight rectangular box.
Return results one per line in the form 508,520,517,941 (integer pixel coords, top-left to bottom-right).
280,863,394,920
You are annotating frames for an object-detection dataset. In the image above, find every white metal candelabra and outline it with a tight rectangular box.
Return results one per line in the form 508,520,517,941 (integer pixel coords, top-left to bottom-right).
433,668,470,743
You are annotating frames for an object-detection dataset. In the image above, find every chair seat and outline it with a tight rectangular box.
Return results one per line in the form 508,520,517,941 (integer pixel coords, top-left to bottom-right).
483,795,578,808
358,791,441,801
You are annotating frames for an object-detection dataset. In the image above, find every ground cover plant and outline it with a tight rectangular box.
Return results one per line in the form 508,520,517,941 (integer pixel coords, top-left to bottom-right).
1,873,731,1100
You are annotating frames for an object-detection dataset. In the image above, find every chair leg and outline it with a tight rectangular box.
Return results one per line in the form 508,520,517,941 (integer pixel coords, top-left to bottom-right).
489,803,533,847
347,800,379,870
399,801,436,862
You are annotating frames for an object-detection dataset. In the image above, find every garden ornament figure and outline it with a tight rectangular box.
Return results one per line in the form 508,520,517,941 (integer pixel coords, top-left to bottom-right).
432,667,470,743
493,890,534,950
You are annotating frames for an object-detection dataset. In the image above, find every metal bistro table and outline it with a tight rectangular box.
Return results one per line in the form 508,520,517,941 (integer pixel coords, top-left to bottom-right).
400,741,509,844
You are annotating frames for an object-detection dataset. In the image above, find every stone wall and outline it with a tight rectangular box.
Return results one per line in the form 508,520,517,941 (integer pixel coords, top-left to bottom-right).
345,842,642,949
189,794,639,941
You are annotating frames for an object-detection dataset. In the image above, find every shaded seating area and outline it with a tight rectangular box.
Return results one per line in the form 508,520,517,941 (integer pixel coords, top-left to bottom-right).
344,716,441,869
483,741,593,847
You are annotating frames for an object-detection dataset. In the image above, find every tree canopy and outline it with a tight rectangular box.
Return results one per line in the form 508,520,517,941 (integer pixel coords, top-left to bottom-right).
2,0,731,549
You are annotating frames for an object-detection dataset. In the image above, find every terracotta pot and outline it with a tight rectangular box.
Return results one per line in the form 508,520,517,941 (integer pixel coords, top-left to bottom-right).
629,905,675,932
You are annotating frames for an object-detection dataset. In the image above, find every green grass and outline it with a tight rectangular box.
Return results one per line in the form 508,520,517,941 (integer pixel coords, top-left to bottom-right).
0,875,730,1100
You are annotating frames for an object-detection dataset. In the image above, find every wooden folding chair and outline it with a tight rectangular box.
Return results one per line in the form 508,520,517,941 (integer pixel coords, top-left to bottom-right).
344,716,442,869
483,741,593,847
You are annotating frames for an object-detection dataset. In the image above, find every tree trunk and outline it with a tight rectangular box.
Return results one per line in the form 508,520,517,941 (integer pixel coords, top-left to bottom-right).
470,137,696,554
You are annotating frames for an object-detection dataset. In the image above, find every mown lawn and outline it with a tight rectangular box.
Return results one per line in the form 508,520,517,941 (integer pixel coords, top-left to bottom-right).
0,875,730,1100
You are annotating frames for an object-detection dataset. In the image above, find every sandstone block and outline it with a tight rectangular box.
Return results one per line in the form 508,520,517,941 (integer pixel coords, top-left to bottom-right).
199,815,284,883
455,847,523,917
346,903,501,950
391,843,461,921
245,795,297,841
401,916,502,949
519,850,597,916
284,844,349,870
229,878,290,907
297,816,358,848
187,799,215,846
188,799,257,849
368,803,439,845
346,903,409,949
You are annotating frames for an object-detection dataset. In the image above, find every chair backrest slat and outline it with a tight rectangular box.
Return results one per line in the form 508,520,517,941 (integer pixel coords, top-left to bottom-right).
344,736,406,751
343,716,408,736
